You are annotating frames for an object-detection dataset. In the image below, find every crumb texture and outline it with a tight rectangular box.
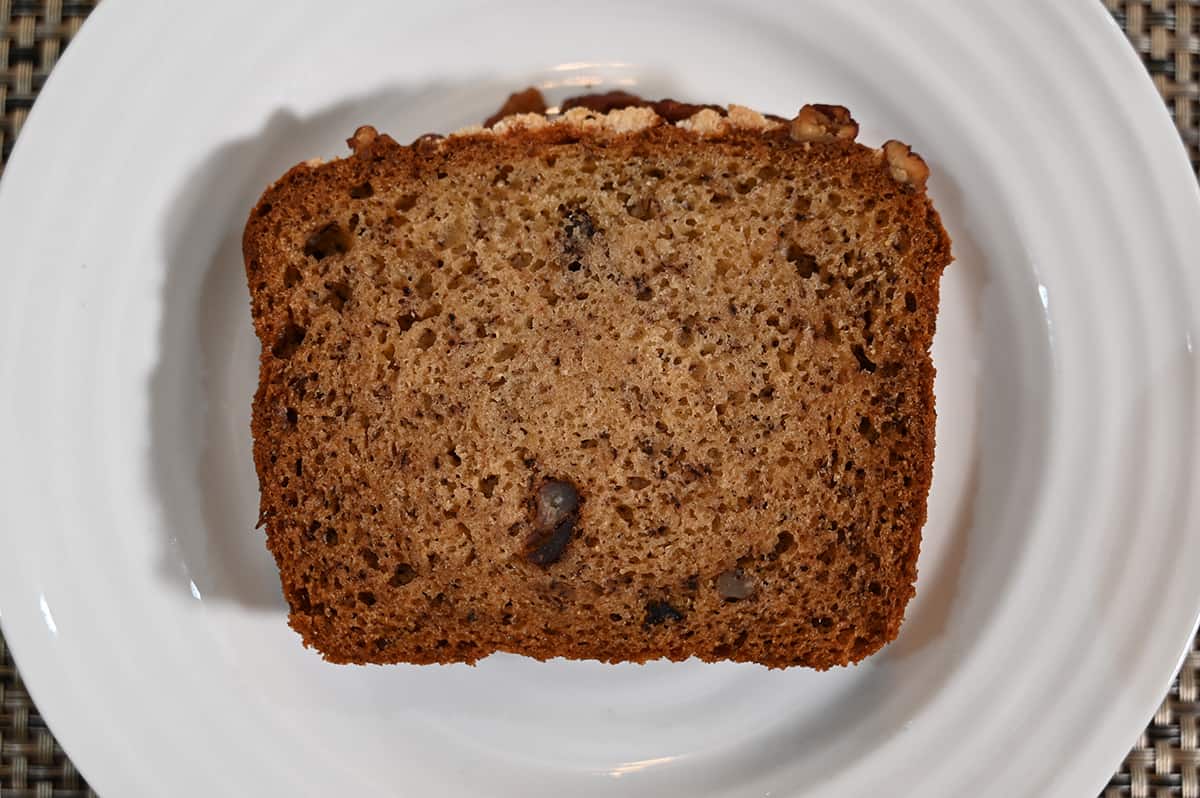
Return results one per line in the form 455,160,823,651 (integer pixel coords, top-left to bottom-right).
242,103,952,669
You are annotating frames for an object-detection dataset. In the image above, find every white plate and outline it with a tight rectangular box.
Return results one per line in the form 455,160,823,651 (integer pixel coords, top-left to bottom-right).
1,0,1197,795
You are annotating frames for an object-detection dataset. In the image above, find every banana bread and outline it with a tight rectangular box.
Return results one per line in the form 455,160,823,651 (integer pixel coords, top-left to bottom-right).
242,96,952,668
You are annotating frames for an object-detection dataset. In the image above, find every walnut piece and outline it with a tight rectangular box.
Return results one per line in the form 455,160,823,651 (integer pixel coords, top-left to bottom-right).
346,125,379,155
882,140,930,189
789,104,859,142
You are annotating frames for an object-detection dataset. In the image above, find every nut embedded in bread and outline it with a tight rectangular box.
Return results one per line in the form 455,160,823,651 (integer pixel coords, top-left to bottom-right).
242,96,952,669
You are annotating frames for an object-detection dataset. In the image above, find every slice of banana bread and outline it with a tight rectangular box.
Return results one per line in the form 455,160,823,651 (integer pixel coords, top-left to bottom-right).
242,98,952,668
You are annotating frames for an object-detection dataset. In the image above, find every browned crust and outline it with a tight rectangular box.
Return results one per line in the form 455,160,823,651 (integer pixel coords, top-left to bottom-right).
482,87,548,128
488,88,790,128
559,90,729,123
243,102,952,669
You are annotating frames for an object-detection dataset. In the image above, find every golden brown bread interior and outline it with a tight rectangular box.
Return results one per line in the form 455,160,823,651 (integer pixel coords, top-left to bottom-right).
242,97,952,669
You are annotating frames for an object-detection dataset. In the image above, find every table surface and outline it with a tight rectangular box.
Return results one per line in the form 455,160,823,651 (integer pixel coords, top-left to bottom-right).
0,2,1197,796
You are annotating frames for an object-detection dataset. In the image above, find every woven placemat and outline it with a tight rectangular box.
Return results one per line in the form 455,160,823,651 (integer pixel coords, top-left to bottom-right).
0,2,1197,796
